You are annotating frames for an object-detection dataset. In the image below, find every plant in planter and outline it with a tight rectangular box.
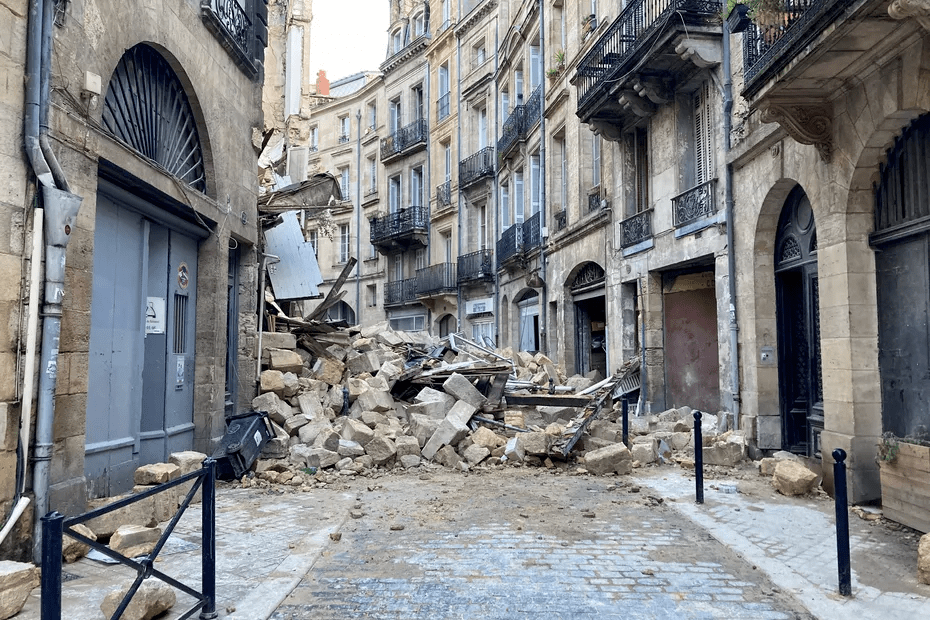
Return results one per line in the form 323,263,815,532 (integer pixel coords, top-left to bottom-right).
878,431,930,533
554,49,566,70
546,68,561,80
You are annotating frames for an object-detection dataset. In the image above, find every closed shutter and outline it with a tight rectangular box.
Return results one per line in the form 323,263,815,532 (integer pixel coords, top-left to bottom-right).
694,82,714,185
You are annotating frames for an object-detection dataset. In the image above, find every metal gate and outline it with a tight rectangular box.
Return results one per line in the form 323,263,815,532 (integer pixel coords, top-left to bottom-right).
85,189,199,497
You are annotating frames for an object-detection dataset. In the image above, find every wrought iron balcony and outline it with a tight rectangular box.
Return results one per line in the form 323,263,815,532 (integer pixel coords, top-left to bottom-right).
498,105,526,160
380,119,428,162
459,146,495,189
436,180,452,208
496,223,524,270
369,206,429,252
437,93,451,120
554,209,567,231
523,211,542,252
672,179,717,228
384,278,419,307
525,86,542,128
417,263,457,297
588,192,603,213
575,0,721,125
457,249,494,283
338,133,350,144
620,209,654,248
200,0,259,79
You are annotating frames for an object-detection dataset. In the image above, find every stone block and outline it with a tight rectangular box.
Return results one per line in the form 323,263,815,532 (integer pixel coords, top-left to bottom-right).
631,443,657,464
421,417,469,460
376,361,402,387
85,494,157,538
335,457,354,471
375,329,404,347
133,463,180,485
504,437,524,462
446,400,477,426
101,580,176,620
288,444,314,468
252,391,293,425
307,448,340,469
759,458,777,476
360,321,389,339
409,414,440,448
354,455,374,469
62,523,96,563
703,440,744,466
261,436,289,460
537,405,575,425
261,331,297,352
298,419,330,445
584,443,633,475
346,351,381,375
109,524,162,558
355,388,395,413
503,410,525,428
260,370,286,396
282,372,299,398
269,348,304,374
313,428,341,452
434,445,462,468
581,436,614,452
361,411,390,429
131,484,179,523
337,439,366,457
463,444,490,465
394,435,421,458
565,375,594,391
669,432,692,451
346,377,370,402
365,435,397,465
283,414,309,435
168,450,205,478
471,427,505,449
589,420,620,443
773,460,819,496
0,561,39,620
312,357,345,385
296,393,325,420
442,373,486,409
340,418,375,446
919,533,930,585
520,431,550,456
400,454,421,468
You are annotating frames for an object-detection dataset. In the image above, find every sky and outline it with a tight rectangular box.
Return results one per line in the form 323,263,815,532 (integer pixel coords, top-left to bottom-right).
308,1,390,82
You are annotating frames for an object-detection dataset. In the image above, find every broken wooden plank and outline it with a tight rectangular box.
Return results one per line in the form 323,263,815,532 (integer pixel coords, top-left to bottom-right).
503,394,593,407
483,372,511,409
305,257,357,322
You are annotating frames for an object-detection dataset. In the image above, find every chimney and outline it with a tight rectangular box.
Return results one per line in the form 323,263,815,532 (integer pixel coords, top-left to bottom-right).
316,70,330,96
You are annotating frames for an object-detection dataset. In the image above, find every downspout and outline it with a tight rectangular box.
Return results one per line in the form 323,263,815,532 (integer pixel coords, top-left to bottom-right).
355,110,362,325
492,17,500,347
722,19,740,430
456,30,464,329
537,0,547,355
25,0,83,562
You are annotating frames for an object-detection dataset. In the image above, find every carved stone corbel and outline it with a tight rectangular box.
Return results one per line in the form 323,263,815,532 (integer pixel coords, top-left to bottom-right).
632,77,672,105
588,119,625,142
675,37,721,69
619,91,655,118
888,0,930,31
759,99,833,163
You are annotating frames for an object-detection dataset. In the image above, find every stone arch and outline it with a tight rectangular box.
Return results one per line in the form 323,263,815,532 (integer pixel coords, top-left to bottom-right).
435,312,456,337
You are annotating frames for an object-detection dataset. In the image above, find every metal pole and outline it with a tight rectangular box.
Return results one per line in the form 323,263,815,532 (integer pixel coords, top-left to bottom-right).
40,511,64,620
833,448,852,596
621,398,629,448
694,411,704,504
200,459,217,619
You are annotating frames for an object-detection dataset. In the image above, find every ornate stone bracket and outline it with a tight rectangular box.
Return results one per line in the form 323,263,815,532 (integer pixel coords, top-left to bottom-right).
588,119,625,142
759,99,833,163
674,36,721,69
888,0,930,31
632,77,672,105
619,91,655,118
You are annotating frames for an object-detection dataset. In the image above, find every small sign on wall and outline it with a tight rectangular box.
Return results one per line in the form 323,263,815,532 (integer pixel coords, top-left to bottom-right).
145,297,166,335
176,356,185,388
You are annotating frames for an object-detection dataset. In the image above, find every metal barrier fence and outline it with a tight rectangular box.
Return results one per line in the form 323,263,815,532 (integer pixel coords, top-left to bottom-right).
41,459,217,620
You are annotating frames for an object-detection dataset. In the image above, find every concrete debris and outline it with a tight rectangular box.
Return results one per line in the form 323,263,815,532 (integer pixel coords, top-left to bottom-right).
772,459,820,496
100,580,176,620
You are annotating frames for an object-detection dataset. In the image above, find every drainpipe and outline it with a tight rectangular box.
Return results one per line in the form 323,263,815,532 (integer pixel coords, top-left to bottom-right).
538,0,547,355
722,19,740,431
24,0,84,563
355,109,362,325
456,31,464,330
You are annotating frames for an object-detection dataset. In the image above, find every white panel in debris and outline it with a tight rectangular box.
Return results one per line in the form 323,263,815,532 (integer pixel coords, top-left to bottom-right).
263,210,323,300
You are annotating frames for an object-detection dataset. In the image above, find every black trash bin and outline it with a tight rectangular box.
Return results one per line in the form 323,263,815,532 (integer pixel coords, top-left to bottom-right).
213,411,273,481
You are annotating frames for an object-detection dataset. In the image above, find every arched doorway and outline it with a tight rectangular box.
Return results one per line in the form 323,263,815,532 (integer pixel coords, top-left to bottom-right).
516,290,540,352
326,300,356,325
775,186,823,457
570,262,607,377
438,313,456,337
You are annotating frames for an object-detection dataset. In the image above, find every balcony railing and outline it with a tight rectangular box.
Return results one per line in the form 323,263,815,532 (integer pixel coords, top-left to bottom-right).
497,223,524,269
554,209,567,231
576,0,721,111
384,278,419,307
742,0,846,95
672,179,717,228
436,180,452,208
438,93,451,120
380,118,428,161
417,263,457,297
369,207,429,245
621,209,654,248
457,249,494,283
459,146,495,188
200,0,257,78
588,192,603,213
338,133,350,144
525,86,542,128
523,211,541,251
498,105,526,159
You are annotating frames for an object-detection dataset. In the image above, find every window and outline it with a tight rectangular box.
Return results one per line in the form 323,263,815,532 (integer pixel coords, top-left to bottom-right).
693,81,714,186
308,229,318,258
501,89,510,123
309,126,318,152
392,29,403,54
474,41,487,67
392,254,403,280
367,155,377,193
367,284,377,307
389,98,402,133
530,153,541,215
339,224,350,263
369,242,378,259
477,106,488,149
592,134,601,188
472,320,495,348
413,12,425,36
515,68,524,102
530,43,541,90
556,135,567,208
514,169,525,224
415,248,426,271
367,102,377,130
438,64,450,120
441,0,450,28
389,175,401,212
479,204,488,249
339,167,350,201
389,315,426,331
444,142,452,182
501,182,510,228
443,231,453,264
411,167,424,207
338,116,350,143
634,127,649,214
412,85,424,121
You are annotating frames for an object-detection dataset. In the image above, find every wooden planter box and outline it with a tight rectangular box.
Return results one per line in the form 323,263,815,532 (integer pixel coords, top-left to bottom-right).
880,441,930,533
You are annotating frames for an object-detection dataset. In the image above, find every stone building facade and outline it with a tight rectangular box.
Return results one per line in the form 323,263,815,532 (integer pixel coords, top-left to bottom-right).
0,0,263,559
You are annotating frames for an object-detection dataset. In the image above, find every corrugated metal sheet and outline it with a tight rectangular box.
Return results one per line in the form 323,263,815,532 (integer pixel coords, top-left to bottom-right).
263,210,323,300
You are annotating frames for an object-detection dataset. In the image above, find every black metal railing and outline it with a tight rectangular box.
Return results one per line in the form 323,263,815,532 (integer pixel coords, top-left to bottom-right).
380,118,429,160
554,209,567,231
621,209,654,248
459,146,495,188
385,278,419,306
417,263,457,296
498,105,527,158
672,179,717,227
200,0,258,78
523,211,542,251
497,223,524,269
458,249,494,282
588,192,602,213
743,0,845,94
370,207,429,244
338,133,350,144
438,93,451,120
525,86,542,128
576,0,721,111
436,180,452,207
42,460,217,619
202,0,251,55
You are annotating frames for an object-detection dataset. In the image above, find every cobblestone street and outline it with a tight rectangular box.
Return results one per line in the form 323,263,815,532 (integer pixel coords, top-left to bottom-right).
270,470,808,619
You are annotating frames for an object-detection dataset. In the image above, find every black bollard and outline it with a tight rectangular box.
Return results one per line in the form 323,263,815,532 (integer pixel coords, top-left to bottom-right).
201,458,218,619
833,448,852,596
694,411,704,504
621,398,629,448
40,511,64,620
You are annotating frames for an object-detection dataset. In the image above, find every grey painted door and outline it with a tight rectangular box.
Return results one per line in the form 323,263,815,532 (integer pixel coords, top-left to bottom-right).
86,192,197,497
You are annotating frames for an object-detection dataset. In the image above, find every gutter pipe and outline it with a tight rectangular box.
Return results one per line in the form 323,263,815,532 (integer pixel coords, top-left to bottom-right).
355,109,362,325
538,0,547,355
722,19,740,430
